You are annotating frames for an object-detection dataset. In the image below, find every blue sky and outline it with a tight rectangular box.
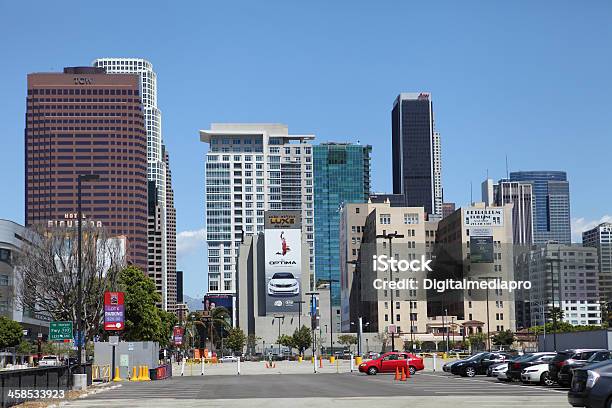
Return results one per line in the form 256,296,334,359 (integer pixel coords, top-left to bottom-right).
0,1,610,298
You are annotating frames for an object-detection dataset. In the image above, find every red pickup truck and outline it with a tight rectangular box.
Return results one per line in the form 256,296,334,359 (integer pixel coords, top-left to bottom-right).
358,351,424,375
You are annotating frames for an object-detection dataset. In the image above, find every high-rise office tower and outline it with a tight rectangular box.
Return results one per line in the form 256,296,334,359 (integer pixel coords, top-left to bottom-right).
314,143,371,307
25,67,148,268
392,93,442,217
93,58,176,311
164,147,177,312
200,124,315,294
509,171,570,244
583,222,612,303
482,178,534,245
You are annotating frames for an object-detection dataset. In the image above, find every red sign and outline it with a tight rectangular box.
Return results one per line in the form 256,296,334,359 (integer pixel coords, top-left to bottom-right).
104,291,125,331
173,326,184,345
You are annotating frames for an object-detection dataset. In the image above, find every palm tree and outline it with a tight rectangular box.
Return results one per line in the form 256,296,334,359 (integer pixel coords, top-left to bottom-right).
203,306,231,353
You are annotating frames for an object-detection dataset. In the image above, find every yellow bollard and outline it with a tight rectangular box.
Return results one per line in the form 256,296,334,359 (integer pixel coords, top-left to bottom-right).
298,356,303,363
142,365,151,381
330,356,335,364
355,356,362,365
130,366,140,381
311,356,315,363
113,366,122,382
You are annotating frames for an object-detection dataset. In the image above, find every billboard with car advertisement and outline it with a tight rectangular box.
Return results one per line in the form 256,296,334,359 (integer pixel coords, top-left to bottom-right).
264,211,302,314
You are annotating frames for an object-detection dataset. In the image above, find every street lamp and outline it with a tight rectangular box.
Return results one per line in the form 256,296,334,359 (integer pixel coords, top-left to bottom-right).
376,231,404,351
350,318,369,356
321,278,339,355
273,315,285,357
305,291,319,371
294,300,306,328
479,276,498,352
76,173,99,372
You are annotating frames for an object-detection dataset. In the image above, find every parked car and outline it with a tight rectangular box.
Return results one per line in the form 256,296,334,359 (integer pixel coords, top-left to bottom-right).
490,362,509,378
549,349,604,387
450,352,512,377
506,352,556,381
443,360,460,373
220,355,239,363
568,359,612,408
38,355,60,366
358,351,424,376
520,363,555,386
267,272,300,296
487,361,507,377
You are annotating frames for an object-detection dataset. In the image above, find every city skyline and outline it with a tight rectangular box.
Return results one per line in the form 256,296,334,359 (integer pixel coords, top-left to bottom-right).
1,1,611,297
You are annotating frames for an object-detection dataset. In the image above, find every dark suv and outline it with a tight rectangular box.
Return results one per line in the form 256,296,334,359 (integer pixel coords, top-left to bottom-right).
568,359,612,408
451,352,512,377
549,349,604,387
506,352,556,381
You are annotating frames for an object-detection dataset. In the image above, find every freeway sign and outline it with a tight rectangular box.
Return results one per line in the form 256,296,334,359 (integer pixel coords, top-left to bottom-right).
49,321,73,341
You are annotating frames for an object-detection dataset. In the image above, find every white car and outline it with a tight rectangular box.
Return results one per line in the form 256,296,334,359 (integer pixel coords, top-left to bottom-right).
492,363,509,379
220,356,239,363
39,355,60,366
521,363,555,386
267,272,300,296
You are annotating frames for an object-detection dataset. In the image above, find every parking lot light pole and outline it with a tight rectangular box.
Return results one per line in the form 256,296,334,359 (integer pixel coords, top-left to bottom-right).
76,173,99,373
295,300,305,328
479,276,497,352
376,231,404,351
273,315,285,357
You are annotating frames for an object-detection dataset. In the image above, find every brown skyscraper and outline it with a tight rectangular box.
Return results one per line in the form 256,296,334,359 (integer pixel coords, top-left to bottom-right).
25,67,148,269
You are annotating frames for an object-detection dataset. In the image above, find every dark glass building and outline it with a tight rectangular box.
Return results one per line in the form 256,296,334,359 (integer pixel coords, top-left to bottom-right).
25,67,148,269
392,93,441,217
314,143,371,306
509,171,571,244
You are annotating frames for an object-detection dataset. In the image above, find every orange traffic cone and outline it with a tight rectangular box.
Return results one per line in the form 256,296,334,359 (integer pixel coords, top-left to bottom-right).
400,367,407,381
319,357,323,368
406,366,411,378
394,367,400,381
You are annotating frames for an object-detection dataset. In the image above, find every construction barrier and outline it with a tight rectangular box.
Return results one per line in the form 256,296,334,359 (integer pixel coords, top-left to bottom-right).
92,364,111,382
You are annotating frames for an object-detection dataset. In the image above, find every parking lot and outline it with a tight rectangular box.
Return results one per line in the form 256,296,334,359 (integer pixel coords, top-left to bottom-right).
62,370,569,408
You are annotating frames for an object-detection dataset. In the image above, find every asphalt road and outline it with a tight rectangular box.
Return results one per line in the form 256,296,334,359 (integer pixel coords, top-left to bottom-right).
62,371,571,407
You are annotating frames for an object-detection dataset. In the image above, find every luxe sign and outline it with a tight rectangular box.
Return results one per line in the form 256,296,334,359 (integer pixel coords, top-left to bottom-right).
104,291,125,331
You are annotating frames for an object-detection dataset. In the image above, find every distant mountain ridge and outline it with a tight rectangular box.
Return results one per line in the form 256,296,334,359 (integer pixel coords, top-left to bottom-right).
182,294,203,312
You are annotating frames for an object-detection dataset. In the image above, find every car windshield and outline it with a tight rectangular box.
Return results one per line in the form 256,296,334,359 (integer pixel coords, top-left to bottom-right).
272,273,294,279
551,352,570,363
466,352,487,361
587,351,610,362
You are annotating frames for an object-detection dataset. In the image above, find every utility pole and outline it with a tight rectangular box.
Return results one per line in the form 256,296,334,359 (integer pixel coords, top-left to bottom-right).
377,231,404,351
76,174,99,373
479,276,497,352
295,300,306,329
274,315,284,357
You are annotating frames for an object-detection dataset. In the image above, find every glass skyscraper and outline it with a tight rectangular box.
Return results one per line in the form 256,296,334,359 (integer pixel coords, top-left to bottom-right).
509,171,571,244
314,143,371,306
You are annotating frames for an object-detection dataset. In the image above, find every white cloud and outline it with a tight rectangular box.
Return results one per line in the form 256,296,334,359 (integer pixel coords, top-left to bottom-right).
176,227,206,258
571,215,612,243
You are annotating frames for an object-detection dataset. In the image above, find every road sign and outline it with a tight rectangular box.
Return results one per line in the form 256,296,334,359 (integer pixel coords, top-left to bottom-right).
49,321,73,341
104,291,125,331
109,335,119,346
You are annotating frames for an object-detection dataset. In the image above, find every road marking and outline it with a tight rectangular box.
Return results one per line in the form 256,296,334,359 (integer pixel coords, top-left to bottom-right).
418,373,567,394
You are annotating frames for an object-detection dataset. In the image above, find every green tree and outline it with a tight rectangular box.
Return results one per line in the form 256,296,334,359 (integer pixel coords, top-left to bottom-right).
337,334,357,352
0,317,23,349
225,327,246,355
467,332,487,351
277,334,294,354
292,326,312,356
492,330,515,347
17,339,33,355
246,334,261,355
119,266,171,344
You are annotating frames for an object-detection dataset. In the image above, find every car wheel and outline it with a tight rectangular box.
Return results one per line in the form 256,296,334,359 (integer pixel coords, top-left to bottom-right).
465,367,476,377
540,372,554,387
367,367,378,375
409,366,416,376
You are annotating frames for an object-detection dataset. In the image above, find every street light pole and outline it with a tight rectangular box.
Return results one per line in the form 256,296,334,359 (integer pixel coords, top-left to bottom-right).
479,276,497,352
295,300,305,329
306,291,319,363
76,174,99,373
376,231,404,351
